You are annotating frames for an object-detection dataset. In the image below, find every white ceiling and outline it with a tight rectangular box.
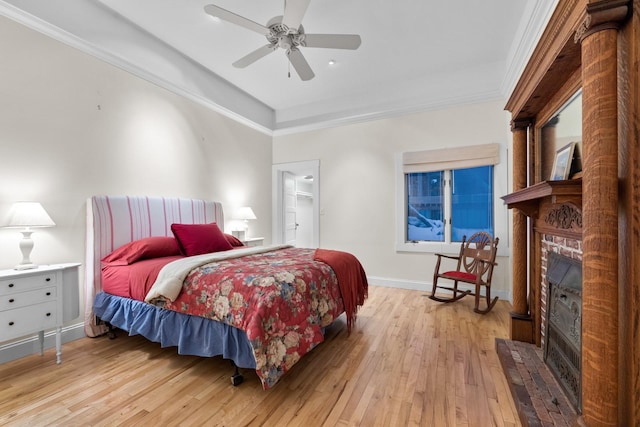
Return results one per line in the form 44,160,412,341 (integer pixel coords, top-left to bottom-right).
0,0,556,134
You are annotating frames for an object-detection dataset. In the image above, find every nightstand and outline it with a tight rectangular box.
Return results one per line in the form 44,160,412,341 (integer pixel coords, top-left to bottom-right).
243,237,264,247
0,263,80,364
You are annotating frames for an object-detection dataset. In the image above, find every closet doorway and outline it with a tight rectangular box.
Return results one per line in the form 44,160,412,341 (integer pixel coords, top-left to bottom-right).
272,160,320,248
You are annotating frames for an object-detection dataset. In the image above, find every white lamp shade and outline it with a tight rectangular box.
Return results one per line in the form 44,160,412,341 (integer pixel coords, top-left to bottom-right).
235,207,257,221
3,202,56,228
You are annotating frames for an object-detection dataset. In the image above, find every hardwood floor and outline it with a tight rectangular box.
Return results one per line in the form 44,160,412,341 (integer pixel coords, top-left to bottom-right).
0,285,520,426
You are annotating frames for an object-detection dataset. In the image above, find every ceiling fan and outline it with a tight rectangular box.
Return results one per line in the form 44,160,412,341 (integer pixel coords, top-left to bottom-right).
204,0,361,81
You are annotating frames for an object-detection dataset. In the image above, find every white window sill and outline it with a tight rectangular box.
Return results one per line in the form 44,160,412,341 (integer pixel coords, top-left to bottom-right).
396,240,509,257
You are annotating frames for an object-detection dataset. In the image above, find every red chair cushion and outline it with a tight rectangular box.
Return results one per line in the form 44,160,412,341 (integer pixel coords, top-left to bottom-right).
442,271,477,281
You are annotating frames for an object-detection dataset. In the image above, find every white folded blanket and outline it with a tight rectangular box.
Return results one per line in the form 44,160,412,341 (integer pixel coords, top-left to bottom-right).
144,244,291,303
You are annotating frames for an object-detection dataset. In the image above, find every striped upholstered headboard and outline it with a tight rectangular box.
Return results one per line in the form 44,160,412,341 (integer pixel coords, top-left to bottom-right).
84,196,224,337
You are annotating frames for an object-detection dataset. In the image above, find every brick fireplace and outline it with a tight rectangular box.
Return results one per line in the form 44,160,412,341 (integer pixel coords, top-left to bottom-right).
501,180,584,424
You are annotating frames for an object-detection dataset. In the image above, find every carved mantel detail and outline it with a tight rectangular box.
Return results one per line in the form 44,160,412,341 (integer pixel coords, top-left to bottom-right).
510,118,533,132
545,203,582,230
574,0,630,42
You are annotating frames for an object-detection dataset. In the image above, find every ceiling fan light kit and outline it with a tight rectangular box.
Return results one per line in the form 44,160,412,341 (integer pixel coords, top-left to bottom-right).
204,0,361,81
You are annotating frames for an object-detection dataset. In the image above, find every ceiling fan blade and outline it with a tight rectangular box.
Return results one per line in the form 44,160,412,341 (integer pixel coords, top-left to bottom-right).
233,44,277,68
302,34,362,50
282,0,311,31
287,48,315,81
204,4,270,36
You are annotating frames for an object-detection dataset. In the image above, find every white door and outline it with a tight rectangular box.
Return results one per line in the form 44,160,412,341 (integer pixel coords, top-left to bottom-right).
272,160,320,247
283,172,298,246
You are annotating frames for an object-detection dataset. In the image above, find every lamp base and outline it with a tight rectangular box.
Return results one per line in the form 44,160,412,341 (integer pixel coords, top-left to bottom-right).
232,230,246,241
14,263,37,270
17,230,37,270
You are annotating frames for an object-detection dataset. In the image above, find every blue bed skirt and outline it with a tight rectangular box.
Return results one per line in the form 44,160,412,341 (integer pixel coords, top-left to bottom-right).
93,292,257,369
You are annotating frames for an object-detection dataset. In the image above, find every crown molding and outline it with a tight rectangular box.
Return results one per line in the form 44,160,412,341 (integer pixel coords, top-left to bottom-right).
501,0,559,101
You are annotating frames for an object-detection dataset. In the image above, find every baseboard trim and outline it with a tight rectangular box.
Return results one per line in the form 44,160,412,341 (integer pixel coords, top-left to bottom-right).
368,276,512,302
0,323,86,364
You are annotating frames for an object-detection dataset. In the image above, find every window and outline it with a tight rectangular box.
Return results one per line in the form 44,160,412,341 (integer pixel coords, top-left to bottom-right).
407,171,445,241
397,143,503,253
407,166,494,242
451,166,494,240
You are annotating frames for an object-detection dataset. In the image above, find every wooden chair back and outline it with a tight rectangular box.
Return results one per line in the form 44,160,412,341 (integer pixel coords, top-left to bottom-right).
460,231,499,280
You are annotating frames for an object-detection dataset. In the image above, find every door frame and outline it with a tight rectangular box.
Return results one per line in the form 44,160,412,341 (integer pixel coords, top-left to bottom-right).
272,160,320,247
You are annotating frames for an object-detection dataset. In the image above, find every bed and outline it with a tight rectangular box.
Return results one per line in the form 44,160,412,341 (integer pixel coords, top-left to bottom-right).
84,196,368,389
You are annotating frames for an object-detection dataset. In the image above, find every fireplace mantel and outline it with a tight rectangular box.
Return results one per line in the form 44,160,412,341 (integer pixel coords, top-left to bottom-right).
501,179,582,218
501,0,638,423
502,179,582,240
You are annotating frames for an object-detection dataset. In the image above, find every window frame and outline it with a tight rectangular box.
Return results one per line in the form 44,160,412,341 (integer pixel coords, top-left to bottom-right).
395,144,509,256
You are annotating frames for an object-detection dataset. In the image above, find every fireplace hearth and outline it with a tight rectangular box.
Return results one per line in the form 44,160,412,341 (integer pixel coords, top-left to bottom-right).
544,252,582,411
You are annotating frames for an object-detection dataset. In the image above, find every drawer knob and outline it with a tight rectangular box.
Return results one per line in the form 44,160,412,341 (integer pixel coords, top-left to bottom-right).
8,321,14,326
8,283,14,288
46,312,51,317
46,292,51,296
45,277,51,282
9,298,14,303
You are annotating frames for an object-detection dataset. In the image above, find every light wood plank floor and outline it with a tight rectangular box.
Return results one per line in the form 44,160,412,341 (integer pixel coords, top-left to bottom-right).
0,285,520,426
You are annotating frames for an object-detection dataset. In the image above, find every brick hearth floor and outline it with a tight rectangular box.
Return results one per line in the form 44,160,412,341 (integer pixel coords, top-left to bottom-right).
496,338,579,427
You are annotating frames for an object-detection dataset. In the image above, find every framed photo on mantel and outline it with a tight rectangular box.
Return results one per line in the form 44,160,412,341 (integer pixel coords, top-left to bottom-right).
550,142,576,181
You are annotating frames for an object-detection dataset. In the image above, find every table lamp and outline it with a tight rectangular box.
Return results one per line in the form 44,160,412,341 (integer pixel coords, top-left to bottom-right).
2,201,56,270
232,206,256,241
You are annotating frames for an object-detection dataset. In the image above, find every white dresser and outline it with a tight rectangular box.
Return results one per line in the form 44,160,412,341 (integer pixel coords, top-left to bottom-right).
0,263,80,363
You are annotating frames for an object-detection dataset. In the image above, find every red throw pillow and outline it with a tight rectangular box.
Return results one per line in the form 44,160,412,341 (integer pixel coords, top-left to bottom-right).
224,233,245,247
101,236,181,266
171,222,233,256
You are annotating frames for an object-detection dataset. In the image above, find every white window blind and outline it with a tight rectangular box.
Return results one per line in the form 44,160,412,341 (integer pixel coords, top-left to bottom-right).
402,143,500,173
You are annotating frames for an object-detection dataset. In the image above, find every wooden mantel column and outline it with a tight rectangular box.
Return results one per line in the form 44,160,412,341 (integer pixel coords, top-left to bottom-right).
577,1,628,425
509,120,533,343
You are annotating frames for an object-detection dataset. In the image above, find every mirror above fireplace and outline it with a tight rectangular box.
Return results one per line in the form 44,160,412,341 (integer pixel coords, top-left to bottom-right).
540,90,583,181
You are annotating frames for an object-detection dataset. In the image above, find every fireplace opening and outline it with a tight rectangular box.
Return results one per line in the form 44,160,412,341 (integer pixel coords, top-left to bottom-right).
544,252,582,412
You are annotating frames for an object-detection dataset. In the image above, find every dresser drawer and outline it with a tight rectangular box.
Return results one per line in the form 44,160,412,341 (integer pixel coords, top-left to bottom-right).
0,273,57,295
0,301,58,341
0,287,57,310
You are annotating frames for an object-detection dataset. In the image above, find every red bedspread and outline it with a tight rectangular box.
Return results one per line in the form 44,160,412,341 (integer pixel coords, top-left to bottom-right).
160,247,366,389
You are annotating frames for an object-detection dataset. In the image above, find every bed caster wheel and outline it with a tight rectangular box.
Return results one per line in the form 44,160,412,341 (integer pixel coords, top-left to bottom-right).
231,372,244,386
105,322,117,340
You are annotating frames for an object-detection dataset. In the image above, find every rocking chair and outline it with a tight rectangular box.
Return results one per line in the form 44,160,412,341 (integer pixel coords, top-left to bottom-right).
429,231,499,314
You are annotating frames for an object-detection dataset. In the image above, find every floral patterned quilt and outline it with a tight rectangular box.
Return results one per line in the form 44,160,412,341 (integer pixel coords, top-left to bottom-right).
160,247,345,389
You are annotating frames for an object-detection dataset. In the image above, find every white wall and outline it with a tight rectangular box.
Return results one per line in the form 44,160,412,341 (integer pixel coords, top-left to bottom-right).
0,16,273,329
273,100,514,297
